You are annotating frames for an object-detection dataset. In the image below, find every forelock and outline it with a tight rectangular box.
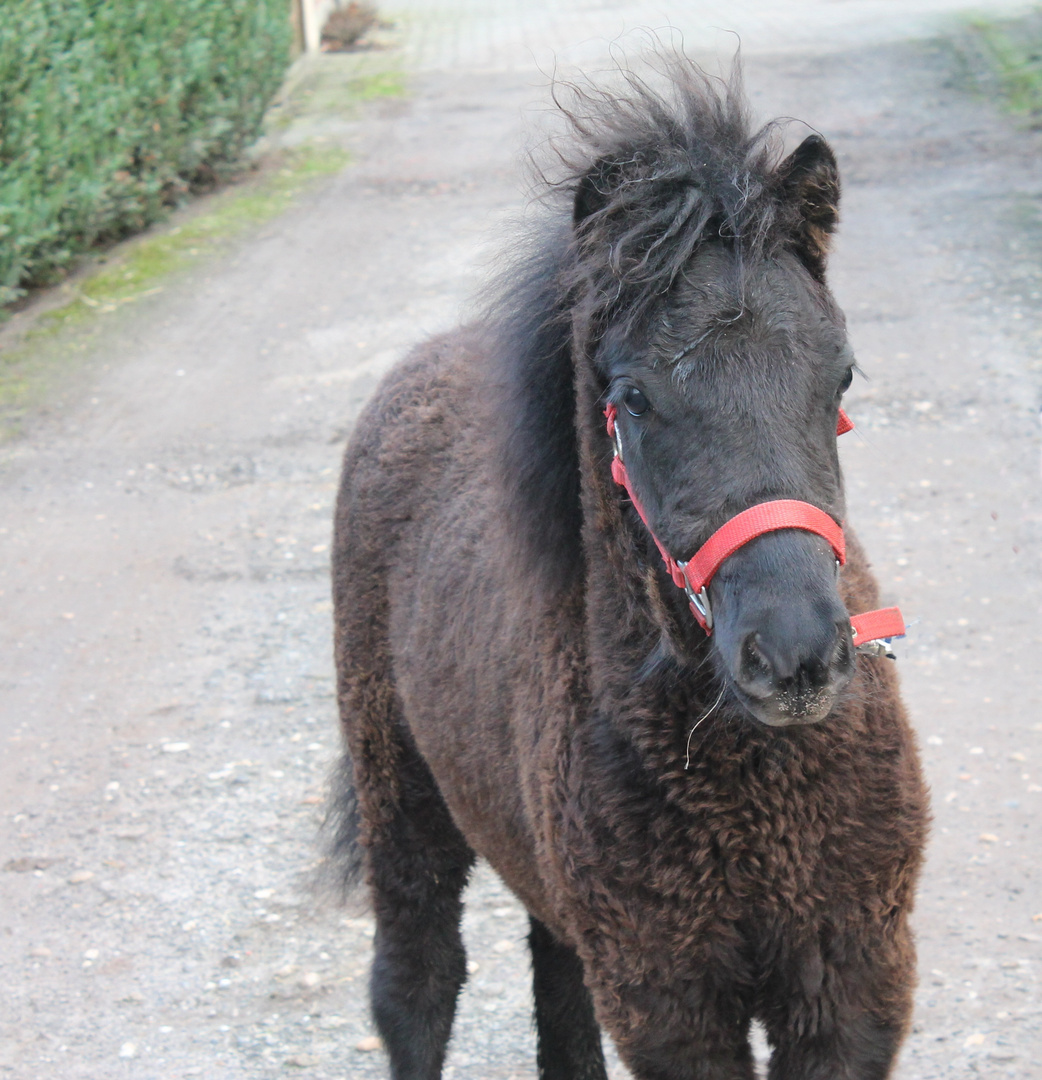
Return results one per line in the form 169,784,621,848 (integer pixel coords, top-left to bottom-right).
546,55,796,342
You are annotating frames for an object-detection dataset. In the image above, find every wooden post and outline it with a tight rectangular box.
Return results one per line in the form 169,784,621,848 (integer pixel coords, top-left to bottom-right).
299,0,338,53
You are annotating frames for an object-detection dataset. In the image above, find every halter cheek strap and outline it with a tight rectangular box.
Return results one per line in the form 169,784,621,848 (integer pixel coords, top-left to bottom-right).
604,403,905,652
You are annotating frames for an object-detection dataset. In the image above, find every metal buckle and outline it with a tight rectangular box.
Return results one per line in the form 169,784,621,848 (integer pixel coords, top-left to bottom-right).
676,560,712,630
611,426,624,464
855,638,897,660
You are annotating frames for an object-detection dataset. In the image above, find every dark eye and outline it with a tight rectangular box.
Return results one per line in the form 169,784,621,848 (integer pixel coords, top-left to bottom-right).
623,386,649,417
838,367,854,395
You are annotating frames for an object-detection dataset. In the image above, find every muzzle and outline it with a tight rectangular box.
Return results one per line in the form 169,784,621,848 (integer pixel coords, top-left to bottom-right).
604,404,905,656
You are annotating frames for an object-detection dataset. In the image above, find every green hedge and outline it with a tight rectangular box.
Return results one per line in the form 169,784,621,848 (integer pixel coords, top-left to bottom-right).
0,0,292,306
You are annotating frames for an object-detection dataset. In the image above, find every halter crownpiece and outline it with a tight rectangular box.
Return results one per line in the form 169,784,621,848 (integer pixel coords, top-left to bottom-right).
604,403,905,653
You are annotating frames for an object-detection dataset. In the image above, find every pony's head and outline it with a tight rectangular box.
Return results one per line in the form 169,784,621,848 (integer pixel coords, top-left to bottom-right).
569,63,855,727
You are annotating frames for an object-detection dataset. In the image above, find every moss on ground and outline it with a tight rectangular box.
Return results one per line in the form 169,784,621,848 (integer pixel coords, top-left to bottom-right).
268,60,408,130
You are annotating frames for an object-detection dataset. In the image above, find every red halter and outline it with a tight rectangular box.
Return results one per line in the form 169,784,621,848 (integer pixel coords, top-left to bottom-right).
604,403,904,653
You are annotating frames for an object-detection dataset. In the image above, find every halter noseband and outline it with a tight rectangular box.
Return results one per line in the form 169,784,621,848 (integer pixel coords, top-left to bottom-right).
604,403,904,654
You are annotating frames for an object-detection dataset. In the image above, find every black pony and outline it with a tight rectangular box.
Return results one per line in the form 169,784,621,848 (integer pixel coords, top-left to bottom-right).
330,57,927,1080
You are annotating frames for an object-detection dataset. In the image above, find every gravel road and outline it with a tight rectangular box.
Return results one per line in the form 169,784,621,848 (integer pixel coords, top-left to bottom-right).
1,2,1040,1077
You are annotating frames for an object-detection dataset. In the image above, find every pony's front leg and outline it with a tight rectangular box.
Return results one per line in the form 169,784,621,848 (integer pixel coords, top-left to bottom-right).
765,1015,903,1080
760,936,914,1080
616,1022,758,1080
528,916,607,1080
591,977,757,1080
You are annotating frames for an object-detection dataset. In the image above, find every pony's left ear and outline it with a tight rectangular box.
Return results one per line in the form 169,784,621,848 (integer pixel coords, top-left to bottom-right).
779,134,840,279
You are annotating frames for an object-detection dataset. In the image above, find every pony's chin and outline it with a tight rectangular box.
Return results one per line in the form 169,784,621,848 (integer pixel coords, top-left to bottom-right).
732,689,837,728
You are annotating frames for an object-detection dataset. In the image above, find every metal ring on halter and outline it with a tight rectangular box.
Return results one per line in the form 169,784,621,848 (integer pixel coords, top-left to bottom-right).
611,428,624,463
676,561,712,630
854,637,897,660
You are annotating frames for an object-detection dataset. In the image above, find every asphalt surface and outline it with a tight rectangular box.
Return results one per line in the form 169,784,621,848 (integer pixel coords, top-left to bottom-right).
1,2,1040,1077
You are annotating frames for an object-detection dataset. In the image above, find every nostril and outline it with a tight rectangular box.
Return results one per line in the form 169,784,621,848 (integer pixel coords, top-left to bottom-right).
735,619,851,702
737,633,776,699
786,656,829,697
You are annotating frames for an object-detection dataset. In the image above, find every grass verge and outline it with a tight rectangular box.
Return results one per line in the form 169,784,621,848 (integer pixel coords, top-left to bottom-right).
956,8,1042,125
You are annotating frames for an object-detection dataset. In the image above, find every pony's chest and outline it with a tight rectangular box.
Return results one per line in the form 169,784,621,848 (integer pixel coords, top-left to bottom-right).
557,745,864,921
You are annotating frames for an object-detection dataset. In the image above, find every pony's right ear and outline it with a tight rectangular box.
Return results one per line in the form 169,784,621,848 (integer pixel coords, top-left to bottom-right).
779,134,840,279
573,158,622,227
